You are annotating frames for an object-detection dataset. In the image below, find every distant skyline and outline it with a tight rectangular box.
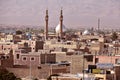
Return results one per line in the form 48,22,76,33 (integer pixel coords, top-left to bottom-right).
0,0,120,29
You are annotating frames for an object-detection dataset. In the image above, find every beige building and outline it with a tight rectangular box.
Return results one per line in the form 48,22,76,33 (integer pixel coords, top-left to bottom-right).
44,39,79,50
51,51,94,74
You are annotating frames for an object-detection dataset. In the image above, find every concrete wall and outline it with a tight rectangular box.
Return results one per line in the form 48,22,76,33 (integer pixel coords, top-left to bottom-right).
7,64,70,79
7,67,49,79
95,55,120,64
56,53,93,74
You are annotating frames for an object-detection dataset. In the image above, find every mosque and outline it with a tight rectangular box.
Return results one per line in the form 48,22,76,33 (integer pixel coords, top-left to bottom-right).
44,9,67,40
44,8,93,41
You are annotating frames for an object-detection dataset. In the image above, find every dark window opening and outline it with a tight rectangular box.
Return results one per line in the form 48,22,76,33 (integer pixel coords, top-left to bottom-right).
23,57,26,60
16,54,20,59
84,55,93,62
6,56,9,59
38,66,42,69
95,58,99,63
31,57,34,61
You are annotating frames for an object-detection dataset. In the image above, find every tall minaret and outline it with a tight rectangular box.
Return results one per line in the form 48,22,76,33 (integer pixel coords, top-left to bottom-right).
98,18,100,32
45,9,49,40
60,8,63,39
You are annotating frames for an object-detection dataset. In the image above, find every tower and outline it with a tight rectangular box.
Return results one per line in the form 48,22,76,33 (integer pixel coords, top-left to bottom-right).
98,18,100,32
45,9,49,40
60,8,63,39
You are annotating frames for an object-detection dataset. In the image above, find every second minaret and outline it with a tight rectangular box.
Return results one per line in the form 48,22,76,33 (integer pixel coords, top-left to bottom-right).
60,9,63,39
45,9,49,40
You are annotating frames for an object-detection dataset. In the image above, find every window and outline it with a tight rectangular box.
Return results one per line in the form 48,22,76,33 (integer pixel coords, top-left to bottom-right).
84,55,93,62
6,56,9,59
31,57,35,61
16,54,20,59
115,59,120,64
95,58,99,63
22,57,27,60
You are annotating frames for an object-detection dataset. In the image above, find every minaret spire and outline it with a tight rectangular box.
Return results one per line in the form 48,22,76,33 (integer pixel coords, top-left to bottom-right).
45,9,49,40
60,7,63,39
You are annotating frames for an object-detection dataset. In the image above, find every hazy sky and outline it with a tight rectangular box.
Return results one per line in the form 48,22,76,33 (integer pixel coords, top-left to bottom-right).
0,0,120,29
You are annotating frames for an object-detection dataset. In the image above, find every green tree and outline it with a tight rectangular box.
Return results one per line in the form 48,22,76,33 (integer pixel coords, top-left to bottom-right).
2,72,16,80
16,30,22,35
0,67,8,80
111,32,118,41
0,67,21,80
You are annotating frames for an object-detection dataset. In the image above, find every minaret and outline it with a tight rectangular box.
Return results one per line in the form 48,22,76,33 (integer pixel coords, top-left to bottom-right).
45,9,49,40
60,8,63,39
98,18,100,32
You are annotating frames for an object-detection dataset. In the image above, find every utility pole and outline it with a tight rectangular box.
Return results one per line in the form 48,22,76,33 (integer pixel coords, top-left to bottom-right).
83,53,85,80
29,60,32,79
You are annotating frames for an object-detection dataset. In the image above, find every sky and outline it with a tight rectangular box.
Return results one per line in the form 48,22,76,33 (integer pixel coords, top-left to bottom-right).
0,0,120,29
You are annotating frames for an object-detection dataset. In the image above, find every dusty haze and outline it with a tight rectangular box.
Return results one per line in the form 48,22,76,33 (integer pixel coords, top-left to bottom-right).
0,0,120,29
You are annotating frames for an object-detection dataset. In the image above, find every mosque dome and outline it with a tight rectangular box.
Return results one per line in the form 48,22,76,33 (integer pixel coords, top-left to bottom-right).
26,32,32,40
55,23,67,33
83,29,91,35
